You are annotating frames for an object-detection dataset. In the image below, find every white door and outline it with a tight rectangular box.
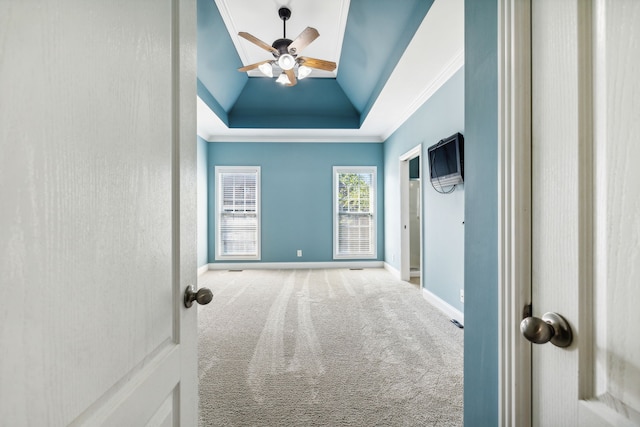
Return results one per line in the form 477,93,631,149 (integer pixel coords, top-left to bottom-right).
0,0,200,425
531,0,640,425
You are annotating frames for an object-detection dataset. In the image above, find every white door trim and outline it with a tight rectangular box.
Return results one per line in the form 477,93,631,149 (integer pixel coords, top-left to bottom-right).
497,0,532,426
399,144,423,283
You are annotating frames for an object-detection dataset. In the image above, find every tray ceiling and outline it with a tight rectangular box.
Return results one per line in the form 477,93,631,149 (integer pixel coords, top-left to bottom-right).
197,0,464,142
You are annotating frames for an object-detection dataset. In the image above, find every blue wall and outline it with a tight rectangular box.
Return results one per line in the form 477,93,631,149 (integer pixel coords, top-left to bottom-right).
337,0,434,124
197,0,246,115
197,136,209,268
464,0,498,425
207,142,384,263
383,68,465,313
229,79,360,129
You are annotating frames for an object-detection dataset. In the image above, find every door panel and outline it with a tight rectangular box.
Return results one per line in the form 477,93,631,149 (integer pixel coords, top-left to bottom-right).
531,0,640,425
0,0,197,425
587,0,640,422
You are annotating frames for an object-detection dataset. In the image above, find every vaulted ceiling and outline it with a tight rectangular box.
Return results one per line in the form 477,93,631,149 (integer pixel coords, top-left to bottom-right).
197,0,464,142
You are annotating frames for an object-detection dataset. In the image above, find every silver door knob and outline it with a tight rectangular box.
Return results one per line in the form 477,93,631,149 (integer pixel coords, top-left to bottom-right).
520,312,572,347
184,285,213,308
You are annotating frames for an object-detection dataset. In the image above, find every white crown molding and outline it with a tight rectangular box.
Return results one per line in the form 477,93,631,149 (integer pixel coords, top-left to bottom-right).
367,0,465,141
332,0,351,76
213,0,247,64
381,50,464,141
197,97,384,143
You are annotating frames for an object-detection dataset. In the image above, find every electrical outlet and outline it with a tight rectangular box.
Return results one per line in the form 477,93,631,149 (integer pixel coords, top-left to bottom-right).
460,289,464,304
297,249,302,257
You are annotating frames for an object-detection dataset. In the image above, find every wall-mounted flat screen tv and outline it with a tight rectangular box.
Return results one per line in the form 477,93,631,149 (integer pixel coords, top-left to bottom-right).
428,132,464,188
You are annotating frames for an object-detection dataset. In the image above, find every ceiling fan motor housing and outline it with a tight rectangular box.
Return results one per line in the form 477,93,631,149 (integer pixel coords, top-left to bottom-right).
272,38,294,57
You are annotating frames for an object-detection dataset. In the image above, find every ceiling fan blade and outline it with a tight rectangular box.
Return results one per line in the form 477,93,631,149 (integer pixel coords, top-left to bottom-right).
285,68,297,86
287,27,319,55
298,56,336,72
238,32,279,54
238,60,272,73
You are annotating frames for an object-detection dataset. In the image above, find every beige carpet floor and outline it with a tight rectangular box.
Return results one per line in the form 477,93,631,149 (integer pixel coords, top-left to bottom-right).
197,268,463,426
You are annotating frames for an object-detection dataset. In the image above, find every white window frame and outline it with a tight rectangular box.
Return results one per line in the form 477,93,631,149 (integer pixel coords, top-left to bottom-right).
333,166,377,259
215,166,261,261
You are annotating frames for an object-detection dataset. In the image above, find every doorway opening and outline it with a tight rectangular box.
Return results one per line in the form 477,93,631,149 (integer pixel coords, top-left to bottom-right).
400,145,423,286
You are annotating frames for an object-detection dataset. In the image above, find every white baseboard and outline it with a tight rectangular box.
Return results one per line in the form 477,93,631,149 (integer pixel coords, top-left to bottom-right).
384,262,401,279
197,265,209,276
422,287,464,325
207,261,384,270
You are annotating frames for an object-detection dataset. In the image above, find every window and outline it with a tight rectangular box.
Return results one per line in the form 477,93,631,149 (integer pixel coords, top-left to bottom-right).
215,166,260,260
333,166,377,259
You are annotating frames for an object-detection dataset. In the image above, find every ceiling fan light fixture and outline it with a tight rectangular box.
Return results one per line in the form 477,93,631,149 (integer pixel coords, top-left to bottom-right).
237,7,336,87
278,54,295,70
258,62,273,77
297,65,312,80
276,72,291,85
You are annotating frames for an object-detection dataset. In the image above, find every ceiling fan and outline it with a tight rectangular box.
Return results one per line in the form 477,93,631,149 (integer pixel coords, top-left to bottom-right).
237,7,337,87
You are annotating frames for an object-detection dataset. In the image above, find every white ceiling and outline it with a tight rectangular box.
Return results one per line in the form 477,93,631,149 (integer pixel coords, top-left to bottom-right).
197,0,464,143
215,0,349,78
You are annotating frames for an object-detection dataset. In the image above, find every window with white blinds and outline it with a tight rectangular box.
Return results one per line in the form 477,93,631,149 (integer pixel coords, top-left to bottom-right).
215,166,260,260
333,166,377,259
